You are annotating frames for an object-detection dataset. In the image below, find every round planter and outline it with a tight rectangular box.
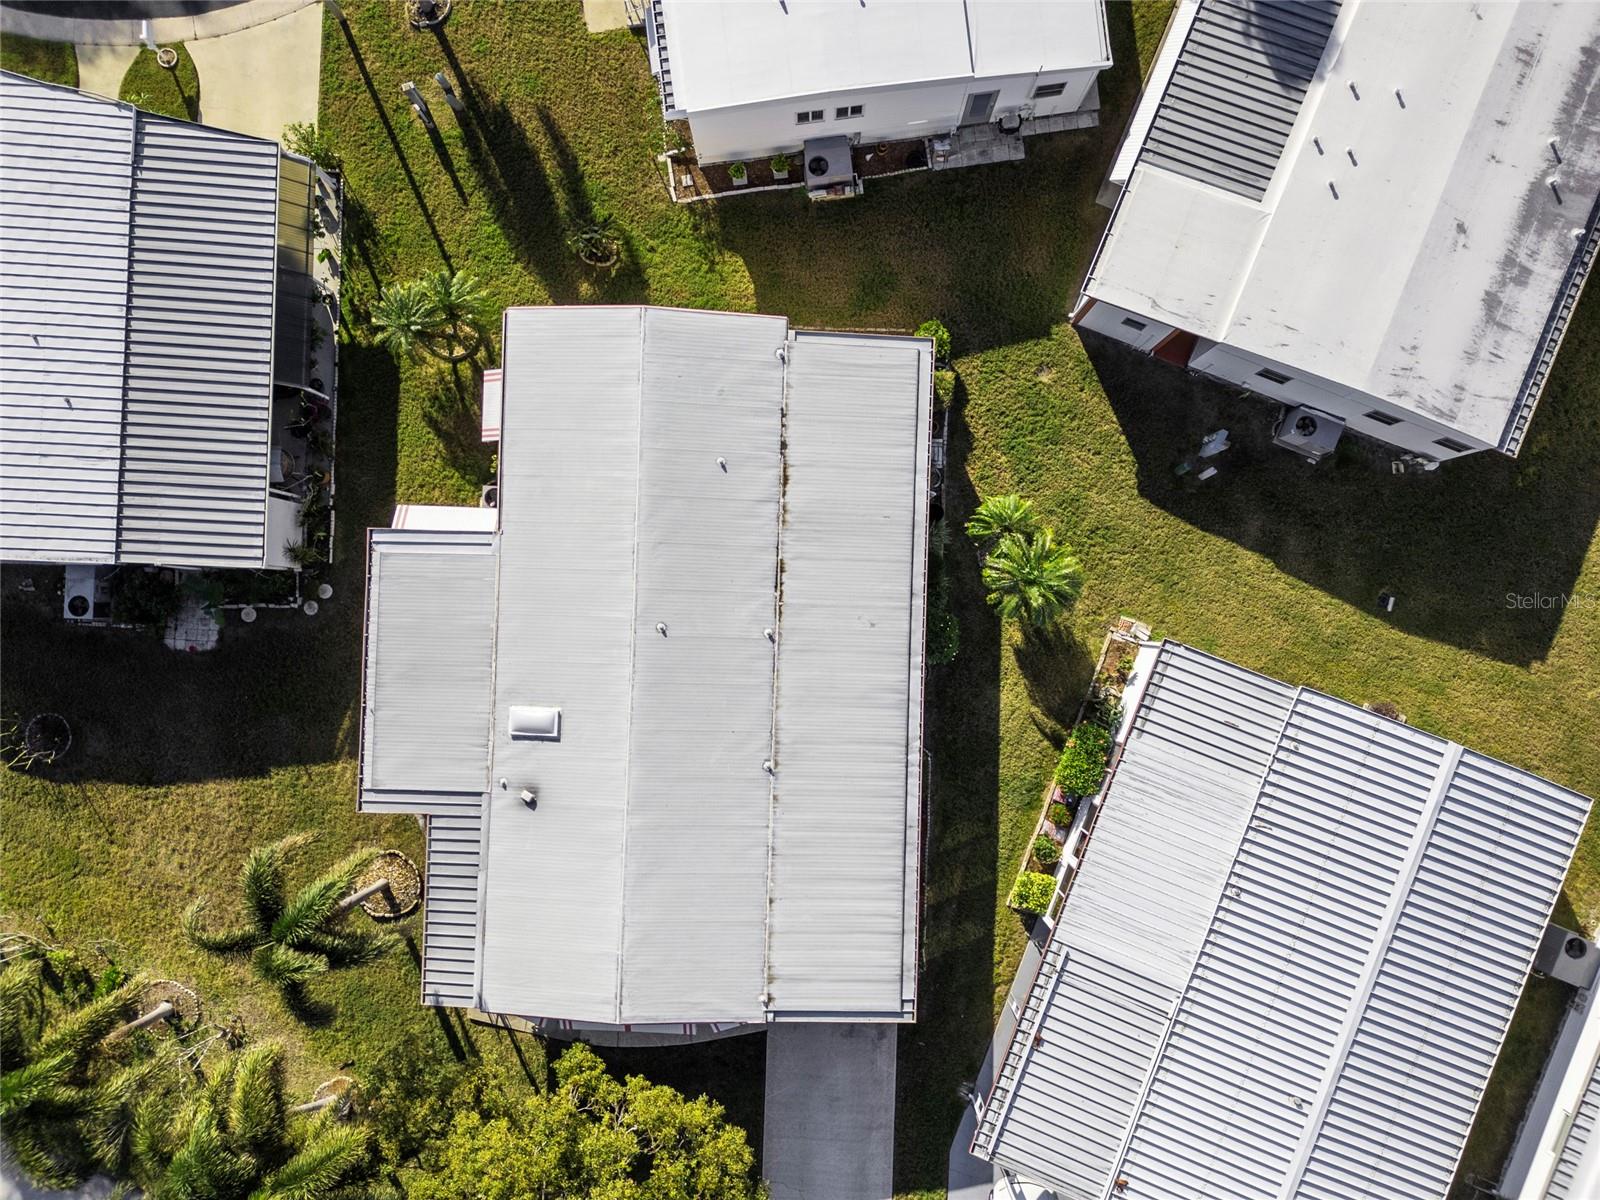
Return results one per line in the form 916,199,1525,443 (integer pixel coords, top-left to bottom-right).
23,713,71,763
156,47,178,69
316,583,334,600
302,600,319,616
355,851,422,919
240,606,258,623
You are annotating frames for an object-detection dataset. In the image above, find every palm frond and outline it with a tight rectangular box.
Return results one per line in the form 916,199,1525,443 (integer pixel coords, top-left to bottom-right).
243,831,319,934
965,493,1039,544
228,1042,288,1159
0,956,47,1064
370,281,442,358
296,928,398,969
422,269,492,332
268,877,347,949
183,897,261,954
0,1115,87,1189
161,1106,259,1199
250,944,329,991
33,976,145,1072
0,1052,78,1121
250,1120,372,1200
981,528,1084,628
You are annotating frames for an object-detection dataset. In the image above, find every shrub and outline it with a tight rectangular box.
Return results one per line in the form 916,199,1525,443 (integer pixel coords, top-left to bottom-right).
1008,871,1055,915
1046,801,1071,828
1032,836,1062,868
928,595,959,665
1054,722,1111,797
934,367,957,410
771,153,790,173
112,568,182,627
728,161,747,180
283,121,343,173
916,318,952,363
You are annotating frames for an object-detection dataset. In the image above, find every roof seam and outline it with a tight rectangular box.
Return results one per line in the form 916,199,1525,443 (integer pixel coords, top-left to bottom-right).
110,103,140,560
761,332,792,1019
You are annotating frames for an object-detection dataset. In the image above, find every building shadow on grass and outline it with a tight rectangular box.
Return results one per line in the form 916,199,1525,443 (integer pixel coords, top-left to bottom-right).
894,394,1005,1193
0,343,400,786
1083,299,1600,667
419,362,496,490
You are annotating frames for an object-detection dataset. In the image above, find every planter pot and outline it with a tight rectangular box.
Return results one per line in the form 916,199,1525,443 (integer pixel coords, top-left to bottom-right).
729,171,749,187
156,47,178,69
772,167,789,180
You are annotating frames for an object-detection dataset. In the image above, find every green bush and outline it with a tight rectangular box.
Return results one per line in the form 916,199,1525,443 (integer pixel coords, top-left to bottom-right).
934,367,957,410
1008,871,1055,915
771,153,790,173
916,318,952,363
1054,723,1111,797
1032,836,1062,868
284,121,343,173
1046,801,1071,828
928,597,959,665
112,568,181,627
728,161,748,180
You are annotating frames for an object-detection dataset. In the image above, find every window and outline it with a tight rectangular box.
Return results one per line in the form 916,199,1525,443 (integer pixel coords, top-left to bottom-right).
796,109,823,124
1255,367,1293,385
1033,82,1067,99
1434,437,1472,454
1364,409,1402,426
1120,317,1148,332
835,104,863,119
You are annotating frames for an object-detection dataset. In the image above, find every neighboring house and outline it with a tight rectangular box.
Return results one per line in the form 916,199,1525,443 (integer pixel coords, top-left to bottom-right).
647,0,1110,169
971,641,1594,1200
0,70,335,571
359,305,932,1034
1075,0,1600,462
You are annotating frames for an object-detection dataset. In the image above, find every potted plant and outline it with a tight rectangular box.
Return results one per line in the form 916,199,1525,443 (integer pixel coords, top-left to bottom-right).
1031,836,1062,872
728,161,748,187
770,153,791,180
566,218,621,269
1054,722,1111,799
1007,871,1055,916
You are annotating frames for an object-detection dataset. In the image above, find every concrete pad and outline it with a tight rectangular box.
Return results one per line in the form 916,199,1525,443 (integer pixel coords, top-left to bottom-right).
764,1023,896,1200
0,0,313,47
185,3,322,141
583,0,632,34
72,42,140,102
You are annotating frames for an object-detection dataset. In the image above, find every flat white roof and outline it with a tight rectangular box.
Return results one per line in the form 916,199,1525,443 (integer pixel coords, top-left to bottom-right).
1083,0,1600,449
658,0,1110,113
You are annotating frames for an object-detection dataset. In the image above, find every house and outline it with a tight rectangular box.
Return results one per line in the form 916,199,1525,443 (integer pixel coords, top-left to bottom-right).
358,305,932,1034
647,0,1110,181
1074,0,1600,462
971,640,1593,1200
0,70,337,573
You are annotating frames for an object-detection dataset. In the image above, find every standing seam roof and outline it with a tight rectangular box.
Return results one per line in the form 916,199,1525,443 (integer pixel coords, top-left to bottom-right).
1546,1054,1600,1200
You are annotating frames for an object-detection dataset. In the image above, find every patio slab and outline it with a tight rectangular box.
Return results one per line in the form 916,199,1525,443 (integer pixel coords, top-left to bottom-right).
185,2,321,140
582,0,632,34
72,41,139,101
764,1023,896,1200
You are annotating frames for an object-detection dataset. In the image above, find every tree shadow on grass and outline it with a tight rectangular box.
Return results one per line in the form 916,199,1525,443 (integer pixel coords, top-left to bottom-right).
1084,314,1600,667
420,362,495,490
1012,623,1094,734
894,396,1004,1193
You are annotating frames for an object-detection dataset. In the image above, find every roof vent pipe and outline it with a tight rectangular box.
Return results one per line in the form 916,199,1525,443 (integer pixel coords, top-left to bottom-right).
656,622,668,636
774,346,788,364
763,627,775,642
762,760,774,775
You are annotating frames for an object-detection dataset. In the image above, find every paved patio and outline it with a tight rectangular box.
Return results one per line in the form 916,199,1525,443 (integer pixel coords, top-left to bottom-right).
186,1,321,139
764,1023,897,1200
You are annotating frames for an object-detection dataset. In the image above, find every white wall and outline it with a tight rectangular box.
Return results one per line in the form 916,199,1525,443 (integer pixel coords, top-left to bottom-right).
1076,299,1490,459
685,66,1102,164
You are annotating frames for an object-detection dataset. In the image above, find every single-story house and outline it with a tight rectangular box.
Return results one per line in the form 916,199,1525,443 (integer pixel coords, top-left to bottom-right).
972,640,1594,1200
1074,0,1600,462
0,70,336,570
359,305,932,1034
648,0,1111,174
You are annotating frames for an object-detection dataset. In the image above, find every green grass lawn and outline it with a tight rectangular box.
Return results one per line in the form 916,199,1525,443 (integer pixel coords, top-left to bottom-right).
0,32,76,86
120,43,201,121
4,1,1598,1195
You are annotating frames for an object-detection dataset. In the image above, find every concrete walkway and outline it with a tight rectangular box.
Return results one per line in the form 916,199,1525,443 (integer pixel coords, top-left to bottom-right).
0,0,315,46
72,41,139,101
186,2,322,140
764,1023,897,1200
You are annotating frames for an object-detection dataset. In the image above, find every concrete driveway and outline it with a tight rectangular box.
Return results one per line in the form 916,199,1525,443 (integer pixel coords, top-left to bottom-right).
764,1023,897,1200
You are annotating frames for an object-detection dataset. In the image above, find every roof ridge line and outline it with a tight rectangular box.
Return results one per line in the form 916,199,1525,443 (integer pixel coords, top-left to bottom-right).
759,329,792,1020
1274,736,1464,1199
110,103,141,560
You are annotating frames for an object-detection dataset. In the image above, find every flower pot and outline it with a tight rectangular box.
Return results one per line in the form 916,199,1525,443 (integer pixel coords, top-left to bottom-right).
730,172,748,187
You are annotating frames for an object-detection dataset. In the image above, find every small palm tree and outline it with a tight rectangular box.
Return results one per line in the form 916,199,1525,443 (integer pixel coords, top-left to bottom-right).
370,279,440,360
981,529,1085,628
965,493,1040,545
371,270,493,364
184,833,399,999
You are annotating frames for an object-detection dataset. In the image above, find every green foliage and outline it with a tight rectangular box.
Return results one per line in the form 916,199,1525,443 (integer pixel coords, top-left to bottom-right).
283,122,343,173
965,493,1039,545
1054,723,1111,797
0,34,77,86
770,153,790,173
407,1043,765,1200
927,591,960,666
1046,801,1071,828
184,832,400,1004
981,529,1085,628
934,367,958,411
728,161,748,181
112,569,182,627
915,318,952,363
1007,871,1056,916
1031,836,1062,867
119,45,200,122
372,271,494,363
566,216,621,267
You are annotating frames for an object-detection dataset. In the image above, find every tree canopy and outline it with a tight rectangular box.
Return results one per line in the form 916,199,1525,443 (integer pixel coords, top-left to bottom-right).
408,1043,766,1200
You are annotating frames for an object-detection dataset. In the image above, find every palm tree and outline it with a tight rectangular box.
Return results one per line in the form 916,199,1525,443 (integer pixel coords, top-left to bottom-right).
981,529,1085,628
965,493,1040,546
184,833,399,999
124,1042,380,1199
371,271,493,364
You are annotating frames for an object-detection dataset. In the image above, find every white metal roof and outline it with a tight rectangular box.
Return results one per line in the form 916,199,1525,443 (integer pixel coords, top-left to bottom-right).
0,71,281,566
976,642,1593,1200
361,306,931,1026
1083,0,1600,450
656,0,1110,114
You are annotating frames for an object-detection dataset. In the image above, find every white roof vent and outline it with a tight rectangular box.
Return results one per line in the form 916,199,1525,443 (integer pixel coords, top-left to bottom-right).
508,705,561,741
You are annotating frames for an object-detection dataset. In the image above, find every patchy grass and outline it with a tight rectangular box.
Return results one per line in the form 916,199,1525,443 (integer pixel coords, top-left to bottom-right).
120,44,200,122
0,32,77,87
5,1,1598,1197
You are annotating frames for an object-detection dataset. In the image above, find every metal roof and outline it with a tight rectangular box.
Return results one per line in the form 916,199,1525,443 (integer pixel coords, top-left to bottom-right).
361,307,931,1027
1140,0,1339,201
0,71,280,567
1547,1055,1600,1200
1084,0,1600,450
976,642,1594,1200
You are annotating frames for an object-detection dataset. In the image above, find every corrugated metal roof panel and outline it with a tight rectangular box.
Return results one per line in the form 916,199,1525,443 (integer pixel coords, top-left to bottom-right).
1140,0,1340,201
1546,1054,1600,1199
0,71,279,567
360,528,497,803
766,332,930,1016
421,809,484,1008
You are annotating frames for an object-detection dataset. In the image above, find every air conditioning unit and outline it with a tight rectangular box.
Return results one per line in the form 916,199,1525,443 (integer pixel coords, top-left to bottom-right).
803,135,859,200
1534,923,1600,989
1272,405,1344,462
62,564,108,622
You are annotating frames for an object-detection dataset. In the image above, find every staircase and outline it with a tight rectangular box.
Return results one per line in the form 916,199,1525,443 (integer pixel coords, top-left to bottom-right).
420,809,483,1008
971,930,1071,1158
